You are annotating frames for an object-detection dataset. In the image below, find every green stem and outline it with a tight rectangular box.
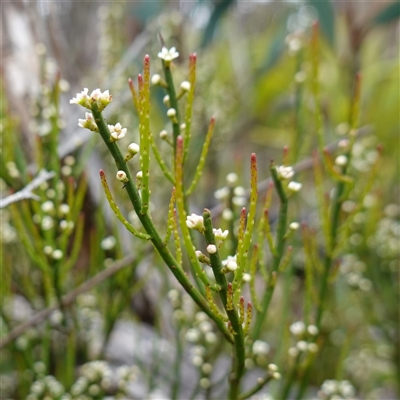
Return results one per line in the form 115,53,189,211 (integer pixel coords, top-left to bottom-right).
91,106,232,343
163,64,180,155
203,210,245,400
251,164,288,342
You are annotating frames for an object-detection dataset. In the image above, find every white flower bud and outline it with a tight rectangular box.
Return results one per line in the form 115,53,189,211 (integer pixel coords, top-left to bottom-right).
199,378,210,389
307,325,319,336
59,204,70,214
136,171,143,179
44,245,53,255
226,172,238,185
290,222,300,230
272,372,281,380
116,170,128,182
206,244,217,254
296,340,308,351
186,213,204,232
277,165,295,180
163,95,170,105
201,363,213,375
167,108,176,118
242,273,251,282
180,81,191,92
222,208,233,221
335,155,348,166
52,249,63,260
159,130,168,139
290,321,306,336
128,143,140,155
151,74,162,85
253,340,270,356
288,181,302,192
41,201,54,213
268,363,278,372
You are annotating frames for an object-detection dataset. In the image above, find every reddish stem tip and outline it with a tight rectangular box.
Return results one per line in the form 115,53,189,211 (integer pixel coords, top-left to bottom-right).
99,169,105,176
251,153,257,162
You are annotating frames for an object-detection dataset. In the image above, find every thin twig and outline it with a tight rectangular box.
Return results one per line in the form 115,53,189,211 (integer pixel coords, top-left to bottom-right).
0,170,55,209
0,254,135,349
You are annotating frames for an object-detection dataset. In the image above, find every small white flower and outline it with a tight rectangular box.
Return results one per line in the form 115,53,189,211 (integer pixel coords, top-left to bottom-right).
101,236,116,250
202,363,213,375
180,81,191,92
163,95,170,105
335,155,348,166
126,143,140,159
199,320,213,333
199,378,211,389
78,112,98,132
234,186,246,196
159,130,168,139
61,165,72,176
44,245,53,255
214,187,229,200
52,249,63,260
41,216,54,230
222,255,237,271
268,363,278,372
222,208,234,221
288,181,302,192
290,222,300,230
90,88,112,111
167,108,176,118
191,355,203,367
108,122,127,142
288,346,299,357
272,372,281,380
41,201,54,213
205,331,217,344
180,123,186,130
308,343,318,353
226,172,238,185
243,273,251,282
307,325,319,336
277,165,294,180
70,88,91,108
59,204,70,215
186,213,204,232
185,328,200,343
151,74,162,85
252,340,270,356
116,170,128,182
158,46,179,63
213,228,229,241
290,321,306,336
206,244,217,254
296,340,308,352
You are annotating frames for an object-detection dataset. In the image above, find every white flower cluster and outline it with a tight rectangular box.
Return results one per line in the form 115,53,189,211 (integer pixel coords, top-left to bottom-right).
318,379,356,399
70,88,112,111
277,165,295,180
339,254,373,292
288,321,319,357
186,213,204,232
27,375,66,400
108,122,127,142
185,311,217,346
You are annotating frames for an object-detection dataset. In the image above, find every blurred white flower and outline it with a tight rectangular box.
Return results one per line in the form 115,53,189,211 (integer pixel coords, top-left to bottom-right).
158,46,179,63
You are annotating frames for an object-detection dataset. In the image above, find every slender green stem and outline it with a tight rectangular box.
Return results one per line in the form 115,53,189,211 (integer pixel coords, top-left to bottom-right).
91,106,231,342
163,63,180,154
185,117,215,197
203,210,245,400
251,164,288,342
238,374,273,400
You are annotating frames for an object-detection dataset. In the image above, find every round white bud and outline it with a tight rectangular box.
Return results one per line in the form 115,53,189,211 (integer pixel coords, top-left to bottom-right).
206,244,217,254
290,222,300,230
136,171,143,179
180,81,191,92
128,143,140,155
116,170,128,182
167,108,176,118
151,74,161,85
159,130,168,139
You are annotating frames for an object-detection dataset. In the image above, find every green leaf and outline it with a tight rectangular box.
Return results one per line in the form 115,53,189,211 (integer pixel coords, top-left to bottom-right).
307,0,335,45
373,1,400,25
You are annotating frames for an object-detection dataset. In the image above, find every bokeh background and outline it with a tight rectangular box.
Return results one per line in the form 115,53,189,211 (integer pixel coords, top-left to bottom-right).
1,1,399,399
